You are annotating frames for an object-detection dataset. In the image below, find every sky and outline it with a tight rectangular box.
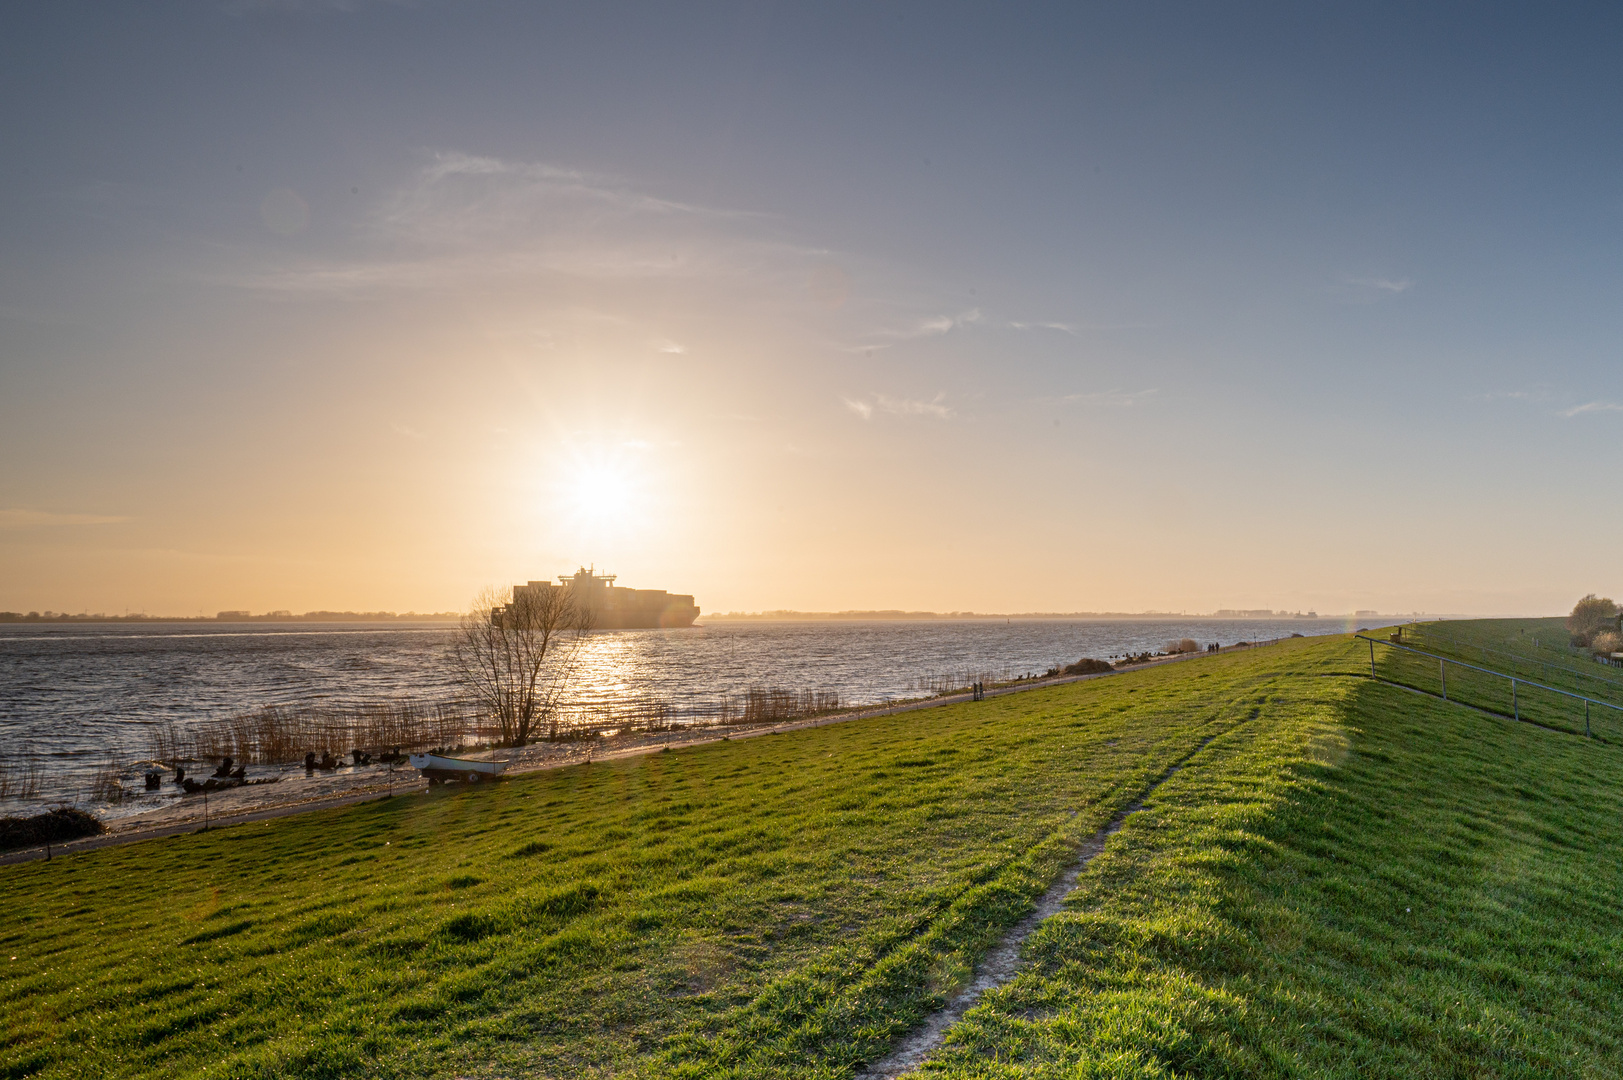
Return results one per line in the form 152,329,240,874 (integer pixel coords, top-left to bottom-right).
2,2,1621,617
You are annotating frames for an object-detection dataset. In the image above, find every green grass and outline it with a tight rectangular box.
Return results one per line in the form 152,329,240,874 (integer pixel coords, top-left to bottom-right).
1372,618,1623,740
0,641,1312,1079
923,639,1623,1078
1405,617,1623,705
6,632,1623,1078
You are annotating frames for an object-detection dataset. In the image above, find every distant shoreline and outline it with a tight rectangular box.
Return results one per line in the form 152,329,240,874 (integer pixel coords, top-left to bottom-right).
0,613,462,625
1,610,1443,626
701,611,1428,622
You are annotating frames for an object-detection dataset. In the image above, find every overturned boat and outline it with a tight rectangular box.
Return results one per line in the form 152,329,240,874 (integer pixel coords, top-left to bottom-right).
409,752,509,785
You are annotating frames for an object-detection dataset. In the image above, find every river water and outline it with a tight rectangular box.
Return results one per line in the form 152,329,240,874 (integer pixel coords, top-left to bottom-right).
0,616,1370,817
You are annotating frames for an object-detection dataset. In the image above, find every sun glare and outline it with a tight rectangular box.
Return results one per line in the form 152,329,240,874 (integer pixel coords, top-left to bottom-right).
559,456,642,533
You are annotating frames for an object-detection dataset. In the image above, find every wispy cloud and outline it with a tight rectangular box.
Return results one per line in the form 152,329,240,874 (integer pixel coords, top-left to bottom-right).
850,312,1141,352
1059,388,1158,408
226,0,418,17
383,152,749,246
236,150,804,294
1345,276,1414,293
876,309,983,340
1562,401,1623,418
0,509,130,529
844,392,955,420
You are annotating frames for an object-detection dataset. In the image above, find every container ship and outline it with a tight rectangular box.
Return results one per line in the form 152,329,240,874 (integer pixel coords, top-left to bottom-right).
505,568,700,629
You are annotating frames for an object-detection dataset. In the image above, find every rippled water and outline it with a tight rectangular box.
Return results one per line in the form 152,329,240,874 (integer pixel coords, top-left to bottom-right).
0,617,1364,815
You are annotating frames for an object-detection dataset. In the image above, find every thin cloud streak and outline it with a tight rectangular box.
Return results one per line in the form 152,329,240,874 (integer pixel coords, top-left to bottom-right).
874,309,982,340
844,393,955,420
1346,276,1414,293
1008,320,1078,334
232,151,810,295
0,509,130,529
1059,388,1159,407
1562,401,1623,418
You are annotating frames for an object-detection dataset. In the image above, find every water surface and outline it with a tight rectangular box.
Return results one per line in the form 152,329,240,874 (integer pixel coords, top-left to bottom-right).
0,616,1368,815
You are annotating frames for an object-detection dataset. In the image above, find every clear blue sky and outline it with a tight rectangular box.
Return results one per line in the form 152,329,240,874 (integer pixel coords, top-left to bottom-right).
2,2,1619,616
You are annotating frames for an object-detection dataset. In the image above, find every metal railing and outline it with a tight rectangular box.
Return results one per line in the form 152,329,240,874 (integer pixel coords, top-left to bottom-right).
1400,627,1623,698
1357,635,1623,739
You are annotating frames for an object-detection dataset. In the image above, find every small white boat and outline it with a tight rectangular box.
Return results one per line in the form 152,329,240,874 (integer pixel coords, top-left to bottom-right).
408,753,509,785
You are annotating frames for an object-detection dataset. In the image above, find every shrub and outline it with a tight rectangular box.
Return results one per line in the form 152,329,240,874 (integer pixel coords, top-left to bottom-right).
0,806,105,851
1061,658,1113,676
1591,631,1622,656
1167,638,1200,654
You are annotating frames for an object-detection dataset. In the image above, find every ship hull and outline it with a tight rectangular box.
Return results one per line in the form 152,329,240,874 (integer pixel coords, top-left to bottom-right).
591,604,700,630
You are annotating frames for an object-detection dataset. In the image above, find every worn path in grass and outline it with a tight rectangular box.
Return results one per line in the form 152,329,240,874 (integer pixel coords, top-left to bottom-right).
0,638,1333,1079
918,637,1623,1078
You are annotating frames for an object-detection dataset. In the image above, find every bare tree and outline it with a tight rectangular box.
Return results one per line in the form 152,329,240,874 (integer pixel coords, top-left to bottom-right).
452,584,594,746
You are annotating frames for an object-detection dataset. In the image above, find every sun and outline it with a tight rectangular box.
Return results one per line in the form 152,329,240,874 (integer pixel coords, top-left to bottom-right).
558,455,642,533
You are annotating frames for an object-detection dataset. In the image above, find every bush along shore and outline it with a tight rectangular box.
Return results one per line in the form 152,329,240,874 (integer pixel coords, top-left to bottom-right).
5,625,1623,1077
0,807,104,852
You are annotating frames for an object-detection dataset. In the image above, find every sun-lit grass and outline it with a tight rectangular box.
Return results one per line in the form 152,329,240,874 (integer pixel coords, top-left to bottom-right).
1373,617,1623,739
1404,616,1623,702
7,632,1623,1078
923,639,1623,1078
0,640,1317,1079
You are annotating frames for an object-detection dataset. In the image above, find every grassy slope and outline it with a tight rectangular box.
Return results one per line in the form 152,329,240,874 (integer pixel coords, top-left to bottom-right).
0,642,1310,1080
8,634,1623,1079
1373,618,1623,740
1406,617,1623,702
926,637,1623,1078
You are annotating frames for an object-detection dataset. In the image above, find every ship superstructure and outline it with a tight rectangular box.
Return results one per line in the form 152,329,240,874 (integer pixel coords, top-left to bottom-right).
505,568,699,629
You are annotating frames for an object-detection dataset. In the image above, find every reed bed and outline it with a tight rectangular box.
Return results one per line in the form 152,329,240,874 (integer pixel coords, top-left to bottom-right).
152,700,479,766
907,669,1019,696
0,759,43,800
906,664,1077,695
146,686,845,765
552,687,841,737
87,758,127,804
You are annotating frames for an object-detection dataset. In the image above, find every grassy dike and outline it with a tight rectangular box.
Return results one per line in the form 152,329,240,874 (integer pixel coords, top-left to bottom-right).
923,634,1623,1078
0,640,1325,1079
6,632,1623,1078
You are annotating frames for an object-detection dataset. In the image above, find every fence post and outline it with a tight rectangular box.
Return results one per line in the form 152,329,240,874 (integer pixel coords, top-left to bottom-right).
1512,679,1518,721
1585,700,1591,738
1440,659,1447,701
1369,638,1376,678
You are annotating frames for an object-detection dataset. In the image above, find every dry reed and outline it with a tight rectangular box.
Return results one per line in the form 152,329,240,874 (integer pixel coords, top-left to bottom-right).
159,699,478,766
132,684,848,767
0,759,42,800
88,758,126,804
